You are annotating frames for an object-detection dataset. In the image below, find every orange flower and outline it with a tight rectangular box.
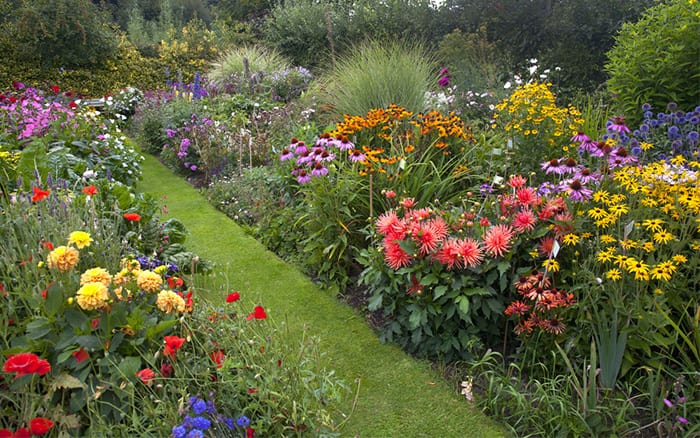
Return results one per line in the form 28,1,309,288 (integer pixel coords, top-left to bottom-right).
82,185,98,196
136,368,155,384
163,336,186,359
123,213,141,221
31,186,50,202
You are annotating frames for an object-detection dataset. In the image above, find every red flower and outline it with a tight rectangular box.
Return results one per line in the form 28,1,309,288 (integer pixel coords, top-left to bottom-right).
160,362,174,378
210,349,225,368
49,85,60,94
68,101,77,109
3,353,51,378
82,185,97,196
247,427,255,438
248,387,257,394
167,276,184,289
123,213,141,222
226,292,240,303
91,318,100,330
29,417,54,435
163,336,186,359
31,187,50,203
72,347,89,364
41,241,54,251
0,429,12,437
13,429,30,438
136,368,155,384
247,306,267,320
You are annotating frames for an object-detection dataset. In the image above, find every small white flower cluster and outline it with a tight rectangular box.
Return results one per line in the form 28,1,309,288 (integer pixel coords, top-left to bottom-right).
504,59,561,89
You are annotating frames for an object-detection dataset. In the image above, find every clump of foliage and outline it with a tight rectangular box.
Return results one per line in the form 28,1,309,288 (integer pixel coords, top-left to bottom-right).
605,0,700,125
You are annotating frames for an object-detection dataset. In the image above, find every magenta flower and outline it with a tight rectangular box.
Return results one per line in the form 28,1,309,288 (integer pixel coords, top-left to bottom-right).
349,149,366,162
570,131,590,143
280,148,294,161
565,179,593,202
607,115,631,134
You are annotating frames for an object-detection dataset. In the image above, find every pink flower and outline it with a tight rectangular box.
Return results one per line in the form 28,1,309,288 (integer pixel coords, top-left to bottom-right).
136,368,155,384
512,210,537,232
482,224,515,258
383,240,413,270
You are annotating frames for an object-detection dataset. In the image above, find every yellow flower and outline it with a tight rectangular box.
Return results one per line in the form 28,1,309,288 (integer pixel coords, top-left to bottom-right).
587,207,607,220
653,229,674,245
76,282,109,311
641,219,665,233
618,239,638,250
640,241,655,253
592,190,610,203
614,255,630,269
137,270,162,293
542,259,560,273
670,155,686,166
625,258,650,281
605,269,622,281
47,246,80,272
561,234,580,246
120,258,141,272
154,265,168,275
607,204,629,217
68,231,93,249
80,267,112,286
596,248,616,263
640,142,653,151
672,254,688,264
600,234,616,244
156,290,186,314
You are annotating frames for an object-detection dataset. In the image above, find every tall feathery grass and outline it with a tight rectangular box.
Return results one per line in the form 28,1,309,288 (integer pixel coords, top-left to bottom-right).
207,45,291,87
315,40,437,117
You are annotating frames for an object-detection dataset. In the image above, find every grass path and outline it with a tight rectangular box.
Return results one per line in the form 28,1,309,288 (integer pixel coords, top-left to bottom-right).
137,155,504,437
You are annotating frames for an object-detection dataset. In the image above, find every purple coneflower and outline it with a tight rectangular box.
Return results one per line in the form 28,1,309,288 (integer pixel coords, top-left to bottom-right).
607,115,631,134
280,148,294,161
541,158,567,175
566,179,593,202
570,131,590,143
336,135,355,151
349,149,366,162
296,169,311,184
608,147,638,168
311,162,328,177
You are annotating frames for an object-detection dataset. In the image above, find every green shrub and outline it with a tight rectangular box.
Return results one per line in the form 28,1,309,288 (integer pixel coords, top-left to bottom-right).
316,40,437,118
207,45,291,90
605,0,700,125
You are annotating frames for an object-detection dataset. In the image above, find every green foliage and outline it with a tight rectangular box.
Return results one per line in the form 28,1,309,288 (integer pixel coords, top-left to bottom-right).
10,0,118,68
316,40,436,118
605,0,700,125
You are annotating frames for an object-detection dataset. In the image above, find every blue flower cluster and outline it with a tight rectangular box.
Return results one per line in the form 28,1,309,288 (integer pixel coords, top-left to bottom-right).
135,255,179,273
632,102,700,161
171,396,252,438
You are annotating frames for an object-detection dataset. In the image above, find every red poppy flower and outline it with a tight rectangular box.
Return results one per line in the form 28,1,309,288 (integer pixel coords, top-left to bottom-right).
41,241,54,251
31,187,50,202
29,417,54,435
246,305,267,320
0,429,12,437
14,428,30,438
248,387,257,394
160,362,173,378
136,368,155,384
210,349,225,368
82,185,97,196
167,277,184,289
72,347,89,364
226,292,240,303
68,101,77,109
123,213,141,222
49,85,60,94
3,353,51,378
163,336,186,359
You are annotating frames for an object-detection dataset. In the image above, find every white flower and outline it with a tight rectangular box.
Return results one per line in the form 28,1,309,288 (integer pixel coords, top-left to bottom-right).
529,58,538,64
504,81,512,89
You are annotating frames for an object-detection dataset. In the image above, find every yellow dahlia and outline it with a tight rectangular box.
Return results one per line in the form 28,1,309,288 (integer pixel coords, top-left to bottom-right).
68,231,93,249
76,282,109,311
47,246,80,272
80,267,112,286
137,270,162,293
156,290,186,314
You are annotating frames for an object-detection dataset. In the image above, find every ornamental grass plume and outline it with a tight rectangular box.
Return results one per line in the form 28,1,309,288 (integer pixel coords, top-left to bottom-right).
76,282,110,311
47,245,79,272
156,290,186,314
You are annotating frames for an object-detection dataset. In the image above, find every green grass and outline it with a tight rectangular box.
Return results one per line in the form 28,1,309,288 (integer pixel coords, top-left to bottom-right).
137,154,504,437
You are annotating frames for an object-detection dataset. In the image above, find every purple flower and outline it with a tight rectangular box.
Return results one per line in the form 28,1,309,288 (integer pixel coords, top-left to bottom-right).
336,136,355,151
607,115,631,134
480,183,494,195
565,179,593,202
664,398,673,408
570,131,590,143
192,398,207,415
678,416,689,425
608,147,638,169
180,138,191,149
311,162,328,176
236,416,251,427
297,170,311,184
349,149,366,162
541,158,567,175
280,148,294,161
172,425,187,438
166,129,178,138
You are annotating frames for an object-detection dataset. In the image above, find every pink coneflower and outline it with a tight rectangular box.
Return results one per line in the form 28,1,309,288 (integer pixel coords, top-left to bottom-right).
349,149,366,162
574,167,600,184
608,147,638,169
294,141,308,155
297,170,311,184
570,131,590,143
541,158,567,175
311,162,328,176
512,209,537,232
578,137,597,154
280,148,294,161
295,150,312,165
482,224,515,258
383,240,413,269
565,179,593,202
319,149,336,162
607,115,631,134
337,135,355,151
316,132,332,146
562,157,579,174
